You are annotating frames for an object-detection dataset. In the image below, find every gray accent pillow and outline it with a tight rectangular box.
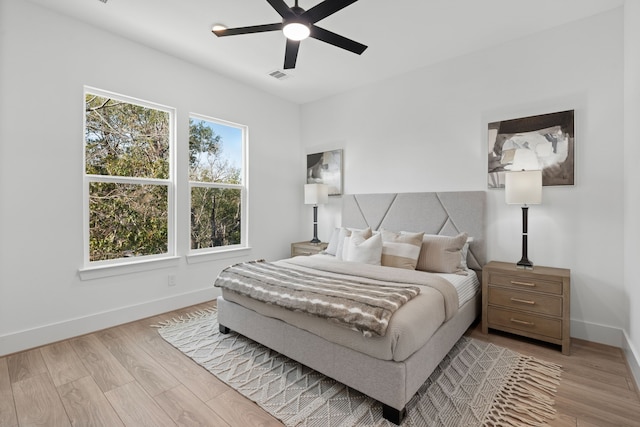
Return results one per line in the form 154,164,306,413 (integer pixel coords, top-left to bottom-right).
416,232,468,274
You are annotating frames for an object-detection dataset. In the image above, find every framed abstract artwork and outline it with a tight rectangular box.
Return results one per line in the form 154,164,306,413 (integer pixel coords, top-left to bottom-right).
307,149,343,196
487,110,575,188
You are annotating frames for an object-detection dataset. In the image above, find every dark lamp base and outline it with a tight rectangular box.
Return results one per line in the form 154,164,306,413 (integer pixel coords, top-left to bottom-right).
309,237,321,244
516,258,534,270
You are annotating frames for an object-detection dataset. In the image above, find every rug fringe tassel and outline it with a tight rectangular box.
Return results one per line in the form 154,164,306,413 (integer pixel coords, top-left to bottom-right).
483,356,562,427
151,307,217,328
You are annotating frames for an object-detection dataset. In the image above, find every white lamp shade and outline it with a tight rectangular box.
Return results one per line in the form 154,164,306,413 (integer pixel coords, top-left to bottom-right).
505,170,542,205
304,183,328,205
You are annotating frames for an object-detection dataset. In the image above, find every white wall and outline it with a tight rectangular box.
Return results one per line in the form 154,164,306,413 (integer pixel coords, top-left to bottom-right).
0,0,302,355
302,9,626,347
1,0,635,374
624,0,640,382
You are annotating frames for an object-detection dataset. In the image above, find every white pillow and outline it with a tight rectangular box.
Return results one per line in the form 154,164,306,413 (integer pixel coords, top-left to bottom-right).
344,232,382,265
460,236,474,269
324,228,341,255
335,228,351,260
336,227,372,260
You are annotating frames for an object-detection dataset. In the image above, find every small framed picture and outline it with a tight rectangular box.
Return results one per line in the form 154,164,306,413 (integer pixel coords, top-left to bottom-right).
307,149,343,196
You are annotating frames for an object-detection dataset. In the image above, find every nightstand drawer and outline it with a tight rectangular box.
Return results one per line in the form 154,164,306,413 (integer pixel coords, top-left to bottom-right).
488,287,562,317
292,247,319,256
291,241,327,257
488,307,562,340
489,271,563,295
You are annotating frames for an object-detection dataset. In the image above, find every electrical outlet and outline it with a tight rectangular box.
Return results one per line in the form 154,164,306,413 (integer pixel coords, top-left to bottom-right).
168,275,177,287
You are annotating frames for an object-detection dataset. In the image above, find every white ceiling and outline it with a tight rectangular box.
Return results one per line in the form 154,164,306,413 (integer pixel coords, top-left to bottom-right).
26,0,624,104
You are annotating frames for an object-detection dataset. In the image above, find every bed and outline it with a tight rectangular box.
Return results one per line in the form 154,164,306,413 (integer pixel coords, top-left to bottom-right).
216,191,486,424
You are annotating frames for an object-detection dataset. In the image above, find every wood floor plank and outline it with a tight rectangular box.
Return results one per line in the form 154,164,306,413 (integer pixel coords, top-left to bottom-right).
105,381,176,427
562,349,631,378
0,357,18,427
122,322,229,402
576,420,605,427
560,370,639,403
97,327,180,397
58,376,125,426
6,347,47,384
206,388,284,427
13,372,71,427
555,380,640,427
550,413,577,427
41,341,90,387
561,357,632,390
69,334,135,393
155,384,230,426
1,301,639,426
554,393,639,427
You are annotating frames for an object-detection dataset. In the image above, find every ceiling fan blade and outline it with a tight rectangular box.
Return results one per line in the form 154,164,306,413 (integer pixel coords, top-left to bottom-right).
303,0,358,24
284,39,300,69
213,23,283,37
266,0,295,19
310,26,367,55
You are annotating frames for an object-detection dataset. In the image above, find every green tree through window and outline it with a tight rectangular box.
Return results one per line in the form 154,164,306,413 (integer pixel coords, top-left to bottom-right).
84,90,173,262
189,116,245,250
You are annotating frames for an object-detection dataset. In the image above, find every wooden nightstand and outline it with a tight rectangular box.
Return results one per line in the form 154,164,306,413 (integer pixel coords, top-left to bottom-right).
482,261,571,355
291,241,328,257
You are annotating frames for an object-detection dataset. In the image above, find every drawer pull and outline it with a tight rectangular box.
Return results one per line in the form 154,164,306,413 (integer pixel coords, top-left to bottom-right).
510,318,535,326
511,280,536,287
510,297,535,305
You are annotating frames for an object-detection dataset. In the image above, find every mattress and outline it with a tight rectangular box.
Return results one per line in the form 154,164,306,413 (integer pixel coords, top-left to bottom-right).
220,255,479,362
437,270,480,307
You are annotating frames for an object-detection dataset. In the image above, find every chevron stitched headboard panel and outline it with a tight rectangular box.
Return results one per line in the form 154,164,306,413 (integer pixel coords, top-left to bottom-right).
341,192,486,273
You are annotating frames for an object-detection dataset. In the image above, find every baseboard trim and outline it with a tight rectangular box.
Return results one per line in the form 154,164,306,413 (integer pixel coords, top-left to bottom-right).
570,318,625,348
571,319,640,390
623,330,640,392
0,288,216,357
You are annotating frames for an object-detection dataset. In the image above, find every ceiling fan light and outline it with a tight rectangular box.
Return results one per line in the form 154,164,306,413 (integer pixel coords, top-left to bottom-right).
283,22,310,41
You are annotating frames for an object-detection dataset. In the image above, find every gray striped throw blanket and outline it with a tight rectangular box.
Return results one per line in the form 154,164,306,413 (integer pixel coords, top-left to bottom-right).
214,260,421,337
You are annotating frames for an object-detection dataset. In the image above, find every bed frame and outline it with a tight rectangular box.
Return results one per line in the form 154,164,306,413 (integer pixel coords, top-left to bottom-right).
217,191,486,424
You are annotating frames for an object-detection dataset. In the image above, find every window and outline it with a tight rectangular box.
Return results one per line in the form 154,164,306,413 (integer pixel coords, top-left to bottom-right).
84,88,174,265
189,114,247,252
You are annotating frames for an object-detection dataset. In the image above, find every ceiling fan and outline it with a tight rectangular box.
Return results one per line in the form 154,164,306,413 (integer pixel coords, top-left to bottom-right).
212,0,367,69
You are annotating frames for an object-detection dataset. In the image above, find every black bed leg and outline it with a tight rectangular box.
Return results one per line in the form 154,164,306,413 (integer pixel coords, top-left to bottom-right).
219,324,230,334
382,404,406,425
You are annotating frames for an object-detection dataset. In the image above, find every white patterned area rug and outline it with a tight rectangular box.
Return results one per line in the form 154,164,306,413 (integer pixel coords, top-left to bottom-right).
155,309,562,427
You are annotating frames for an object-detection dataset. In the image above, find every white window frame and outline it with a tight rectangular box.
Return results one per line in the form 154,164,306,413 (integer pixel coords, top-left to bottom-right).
187,113,248,257
81,86,177,274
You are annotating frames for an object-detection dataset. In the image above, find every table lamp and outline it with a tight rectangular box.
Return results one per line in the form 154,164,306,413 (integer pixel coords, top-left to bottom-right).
505,170,542,269
304,183,328,244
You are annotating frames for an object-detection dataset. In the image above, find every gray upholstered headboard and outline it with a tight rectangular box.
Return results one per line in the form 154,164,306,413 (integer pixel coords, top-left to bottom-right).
341,192,486,273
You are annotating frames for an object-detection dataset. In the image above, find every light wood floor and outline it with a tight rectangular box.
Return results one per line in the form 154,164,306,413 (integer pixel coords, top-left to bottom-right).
1,300,640,427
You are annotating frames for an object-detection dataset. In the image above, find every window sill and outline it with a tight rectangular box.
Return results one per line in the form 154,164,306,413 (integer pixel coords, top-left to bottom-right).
79,256,181,281
187,246,252,264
